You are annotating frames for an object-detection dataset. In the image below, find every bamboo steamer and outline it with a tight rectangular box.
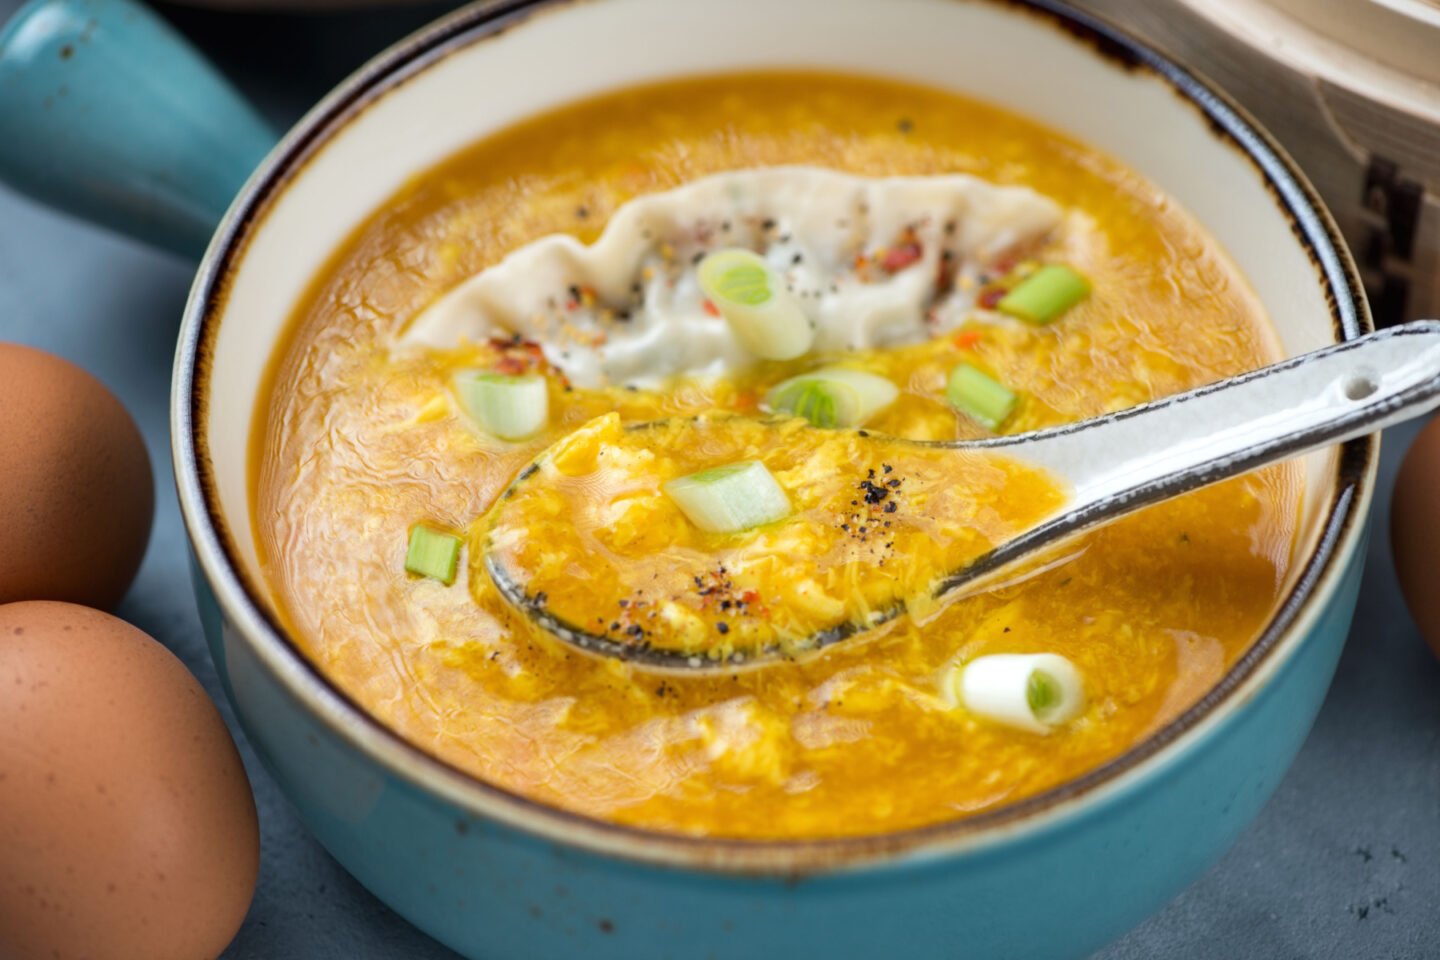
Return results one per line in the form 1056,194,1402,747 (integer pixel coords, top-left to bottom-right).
1072,0,1440,326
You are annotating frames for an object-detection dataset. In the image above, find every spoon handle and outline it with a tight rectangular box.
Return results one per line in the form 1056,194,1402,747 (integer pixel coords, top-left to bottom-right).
987,319,1440,517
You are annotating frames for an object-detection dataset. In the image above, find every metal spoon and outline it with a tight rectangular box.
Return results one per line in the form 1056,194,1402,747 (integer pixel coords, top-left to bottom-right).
486,319,1440,671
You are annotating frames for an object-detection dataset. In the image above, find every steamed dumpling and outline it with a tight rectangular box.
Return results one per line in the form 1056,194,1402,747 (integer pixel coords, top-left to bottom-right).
400,166,1061,387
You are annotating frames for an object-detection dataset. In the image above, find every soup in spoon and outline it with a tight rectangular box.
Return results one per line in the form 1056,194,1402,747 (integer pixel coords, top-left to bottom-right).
484,413,1067,663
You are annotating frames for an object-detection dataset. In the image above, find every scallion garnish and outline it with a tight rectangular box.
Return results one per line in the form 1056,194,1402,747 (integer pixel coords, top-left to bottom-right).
663,460,791,534
766,367,899,428
951,653,1085,734
783,380,848,428
1027,669,1063,715
453,371,549,441
946,363,1017,431
405,525,463,585
698,248,815,360
996,263,1090,325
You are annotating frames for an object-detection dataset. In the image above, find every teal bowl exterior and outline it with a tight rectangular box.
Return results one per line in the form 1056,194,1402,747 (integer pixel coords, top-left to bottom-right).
0,0,273,255
0,0,1377,956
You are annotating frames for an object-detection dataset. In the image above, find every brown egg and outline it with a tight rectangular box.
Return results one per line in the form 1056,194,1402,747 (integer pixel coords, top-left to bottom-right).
1393,415,1440,658
0,602,259,960
0,344,154,609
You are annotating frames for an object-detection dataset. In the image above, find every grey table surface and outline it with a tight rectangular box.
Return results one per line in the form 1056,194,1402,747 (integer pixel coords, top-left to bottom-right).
0,2,1436,957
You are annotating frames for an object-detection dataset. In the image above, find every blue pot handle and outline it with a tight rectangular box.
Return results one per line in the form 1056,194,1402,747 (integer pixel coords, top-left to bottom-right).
0,0,278,257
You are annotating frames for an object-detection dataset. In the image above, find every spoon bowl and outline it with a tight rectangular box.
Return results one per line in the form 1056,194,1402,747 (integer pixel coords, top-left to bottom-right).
485,320,1440,671
484,415,1066,669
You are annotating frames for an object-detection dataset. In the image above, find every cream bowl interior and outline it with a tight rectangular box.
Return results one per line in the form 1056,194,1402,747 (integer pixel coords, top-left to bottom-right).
195,0,1356,809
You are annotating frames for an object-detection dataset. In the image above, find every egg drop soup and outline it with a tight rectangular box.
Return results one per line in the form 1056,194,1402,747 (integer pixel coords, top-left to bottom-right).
253,72,1298,839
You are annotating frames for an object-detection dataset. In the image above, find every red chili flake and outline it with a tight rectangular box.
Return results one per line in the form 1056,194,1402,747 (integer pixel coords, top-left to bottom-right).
733,390,759,411
737,588,771,619
485,336,551,376
702,299,720,317
979,287,1006,310
953,330,983,350
881,242,923,274
992,253,1019,275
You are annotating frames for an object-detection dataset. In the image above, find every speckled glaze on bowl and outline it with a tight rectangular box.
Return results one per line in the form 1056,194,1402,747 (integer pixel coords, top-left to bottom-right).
12,0,1378,956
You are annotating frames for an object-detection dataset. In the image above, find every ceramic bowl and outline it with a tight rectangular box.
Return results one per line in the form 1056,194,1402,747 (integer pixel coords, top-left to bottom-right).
0,0,1375,957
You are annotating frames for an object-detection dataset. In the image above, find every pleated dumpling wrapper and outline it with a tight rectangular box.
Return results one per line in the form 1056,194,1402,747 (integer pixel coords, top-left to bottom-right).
399,166,1062,388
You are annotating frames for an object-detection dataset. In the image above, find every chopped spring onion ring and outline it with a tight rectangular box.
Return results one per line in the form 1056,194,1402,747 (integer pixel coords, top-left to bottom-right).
946,363,1017,431
766,367,900,428
405,525,463,585
996,263,1090,325
453,371,549,441
698,248,815,360
952,653,1085,734
776,379,854,428
663,460,791,534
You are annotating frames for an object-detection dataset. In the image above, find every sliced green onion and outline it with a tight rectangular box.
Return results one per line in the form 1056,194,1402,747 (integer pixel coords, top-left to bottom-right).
996,264,1090,325
663,460,791,534
405,524,463,585
952,653,1085,734
766,367,899,428
946,363,1017,431
698,248,815,360
1027,669,1063,715
785,380,853,428
453,372,548,441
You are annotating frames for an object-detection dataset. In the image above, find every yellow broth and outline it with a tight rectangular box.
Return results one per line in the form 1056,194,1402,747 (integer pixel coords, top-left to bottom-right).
253,71,1298,839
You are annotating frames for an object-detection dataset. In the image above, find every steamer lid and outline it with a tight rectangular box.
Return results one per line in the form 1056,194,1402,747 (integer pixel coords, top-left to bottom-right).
1175,0,1440,123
